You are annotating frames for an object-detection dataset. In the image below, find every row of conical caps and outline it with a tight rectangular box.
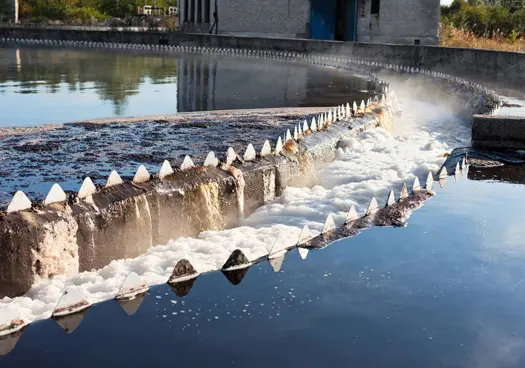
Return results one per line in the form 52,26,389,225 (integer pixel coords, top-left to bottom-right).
6,96,390,214
282,98,385,145
2,163,470,346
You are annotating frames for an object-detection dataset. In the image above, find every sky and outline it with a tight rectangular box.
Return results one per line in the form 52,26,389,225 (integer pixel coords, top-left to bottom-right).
441,0,453,5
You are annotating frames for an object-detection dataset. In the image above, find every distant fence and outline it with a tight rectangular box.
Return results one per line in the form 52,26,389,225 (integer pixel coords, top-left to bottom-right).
0,22,171,33
0,22,211,34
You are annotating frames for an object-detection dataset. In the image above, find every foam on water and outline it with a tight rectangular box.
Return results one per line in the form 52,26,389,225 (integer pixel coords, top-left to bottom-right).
0,95,469,326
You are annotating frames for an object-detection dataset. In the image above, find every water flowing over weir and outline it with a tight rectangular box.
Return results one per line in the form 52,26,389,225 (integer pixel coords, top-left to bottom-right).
0,106,388,298
0,39,502,335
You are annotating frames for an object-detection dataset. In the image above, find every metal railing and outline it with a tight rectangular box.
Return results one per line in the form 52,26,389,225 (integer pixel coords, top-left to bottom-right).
0,22,173,32
0,21,213,33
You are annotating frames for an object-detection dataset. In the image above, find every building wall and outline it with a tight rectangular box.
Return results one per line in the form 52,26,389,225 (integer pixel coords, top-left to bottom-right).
176,0,442,44
357,0,440,45
178,0,214,33
217,0,311,39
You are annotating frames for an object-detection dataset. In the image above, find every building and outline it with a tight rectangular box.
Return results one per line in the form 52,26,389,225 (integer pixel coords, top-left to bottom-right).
137,5,166,16
179,0,440,45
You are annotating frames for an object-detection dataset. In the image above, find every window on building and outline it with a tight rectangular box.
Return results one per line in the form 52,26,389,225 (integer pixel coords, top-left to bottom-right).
184,0,189,22
204,0,211,22
371,0,380,15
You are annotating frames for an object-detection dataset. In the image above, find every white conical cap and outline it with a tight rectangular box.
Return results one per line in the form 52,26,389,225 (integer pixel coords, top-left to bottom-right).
311,117,317,132
275,137,283,154
297,225,313,245
426,171,433,191
78,177,97,199
44,183,67,205
261,140,272,156
360,100,366,112
204,151,219,167
345,205,358,223
303,120,309,132
180,156,195,170
226,147,237,165
298,123,303,136
106,170,123,188
346,103,351,117
243,144,256,161
439,166,448,179
413,176,421,192
386,189,396,207
294,126,299,140
116,272,149,300
52,288,90,317
7,191,31,213
400,183,408,199
366,197,379,215
159,160,174,179
353,101,358,113
322,215,336,234
133,165,151,183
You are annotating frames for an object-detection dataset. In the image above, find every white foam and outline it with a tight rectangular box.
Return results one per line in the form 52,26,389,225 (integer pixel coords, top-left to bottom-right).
0,97,468,326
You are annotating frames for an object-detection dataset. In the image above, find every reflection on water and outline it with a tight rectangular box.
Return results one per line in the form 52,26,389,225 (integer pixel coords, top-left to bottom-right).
2,178,525,367
0,46,374,127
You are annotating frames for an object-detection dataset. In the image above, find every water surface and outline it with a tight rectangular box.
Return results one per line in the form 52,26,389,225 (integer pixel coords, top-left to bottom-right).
2,175,525,367
0,46,374,127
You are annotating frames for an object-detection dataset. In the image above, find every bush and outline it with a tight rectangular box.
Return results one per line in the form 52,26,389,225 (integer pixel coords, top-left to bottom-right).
442,0,524,39
64,7,107,25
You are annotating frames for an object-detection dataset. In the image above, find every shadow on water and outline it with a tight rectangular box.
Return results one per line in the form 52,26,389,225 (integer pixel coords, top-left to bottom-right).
0,46,374,127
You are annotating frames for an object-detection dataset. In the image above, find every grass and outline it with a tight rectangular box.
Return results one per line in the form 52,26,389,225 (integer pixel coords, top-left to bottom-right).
439,23,525,52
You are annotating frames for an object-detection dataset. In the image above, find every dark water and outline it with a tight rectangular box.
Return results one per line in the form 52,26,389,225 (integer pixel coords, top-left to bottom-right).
0,46,374,127
0,110,327,206
3,175,525,367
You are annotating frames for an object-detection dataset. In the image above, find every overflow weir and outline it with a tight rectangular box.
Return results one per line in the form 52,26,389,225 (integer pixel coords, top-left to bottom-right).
0,104,389,298
0,36,499,303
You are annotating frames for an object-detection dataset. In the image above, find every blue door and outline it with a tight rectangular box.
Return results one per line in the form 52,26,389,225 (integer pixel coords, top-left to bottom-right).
310,0,337,40
344,0,358,41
